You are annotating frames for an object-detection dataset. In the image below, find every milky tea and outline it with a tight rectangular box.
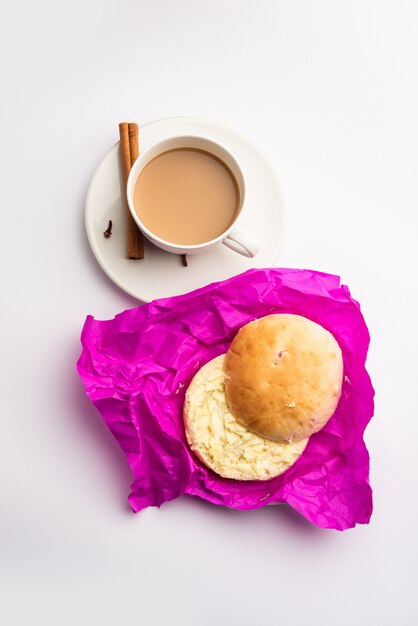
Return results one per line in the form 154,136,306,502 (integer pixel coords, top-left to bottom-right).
133,148,240,245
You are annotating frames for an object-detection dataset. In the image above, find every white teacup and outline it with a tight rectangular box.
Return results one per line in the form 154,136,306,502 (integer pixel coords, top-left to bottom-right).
126,136,260,257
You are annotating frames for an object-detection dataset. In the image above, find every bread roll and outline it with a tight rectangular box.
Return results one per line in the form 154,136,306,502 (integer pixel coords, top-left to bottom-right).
224,314,343,442
183,355,308,480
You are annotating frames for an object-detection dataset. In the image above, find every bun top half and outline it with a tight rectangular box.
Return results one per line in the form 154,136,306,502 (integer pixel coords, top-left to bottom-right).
224,314,343,442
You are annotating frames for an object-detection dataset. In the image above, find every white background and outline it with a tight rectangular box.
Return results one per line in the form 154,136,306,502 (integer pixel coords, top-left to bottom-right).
1,1,417,624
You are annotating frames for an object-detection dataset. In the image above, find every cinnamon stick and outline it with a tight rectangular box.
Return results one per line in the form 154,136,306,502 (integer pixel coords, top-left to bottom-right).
119,122,144,259
128,123,139,165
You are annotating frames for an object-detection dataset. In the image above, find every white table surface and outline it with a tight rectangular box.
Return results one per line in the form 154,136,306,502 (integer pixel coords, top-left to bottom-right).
1,1,417,624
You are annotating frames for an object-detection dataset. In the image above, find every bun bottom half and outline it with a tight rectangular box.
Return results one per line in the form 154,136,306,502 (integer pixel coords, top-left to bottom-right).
184,355,308,481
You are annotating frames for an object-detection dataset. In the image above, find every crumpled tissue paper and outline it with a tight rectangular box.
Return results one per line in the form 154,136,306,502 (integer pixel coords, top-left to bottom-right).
77,268,374,530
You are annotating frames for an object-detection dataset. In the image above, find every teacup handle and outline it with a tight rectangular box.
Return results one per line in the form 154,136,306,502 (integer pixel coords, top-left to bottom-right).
222,226,260,258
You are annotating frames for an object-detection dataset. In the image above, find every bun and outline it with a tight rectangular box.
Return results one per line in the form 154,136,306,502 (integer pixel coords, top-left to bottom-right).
183,355,308,480
224,314,343,442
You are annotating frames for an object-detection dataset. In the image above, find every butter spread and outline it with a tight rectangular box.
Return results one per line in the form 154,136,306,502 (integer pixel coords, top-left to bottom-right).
183,355,308,480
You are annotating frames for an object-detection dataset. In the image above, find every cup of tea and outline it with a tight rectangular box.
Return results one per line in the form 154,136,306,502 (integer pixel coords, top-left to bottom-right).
126,136,260,257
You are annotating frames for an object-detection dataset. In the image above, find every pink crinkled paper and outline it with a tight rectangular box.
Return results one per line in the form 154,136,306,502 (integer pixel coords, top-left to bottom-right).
77,268,374,530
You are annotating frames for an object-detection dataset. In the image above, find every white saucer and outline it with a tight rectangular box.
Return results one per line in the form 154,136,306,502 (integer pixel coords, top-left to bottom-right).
85,117,285,302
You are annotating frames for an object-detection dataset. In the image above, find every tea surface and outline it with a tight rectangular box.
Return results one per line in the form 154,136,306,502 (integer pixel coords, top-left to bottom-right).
133,148,239,245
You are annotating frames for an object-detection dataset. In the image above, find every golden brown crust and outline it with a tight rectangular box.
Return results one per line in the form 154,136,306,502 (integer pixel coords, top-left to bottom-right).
224,314,343,442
